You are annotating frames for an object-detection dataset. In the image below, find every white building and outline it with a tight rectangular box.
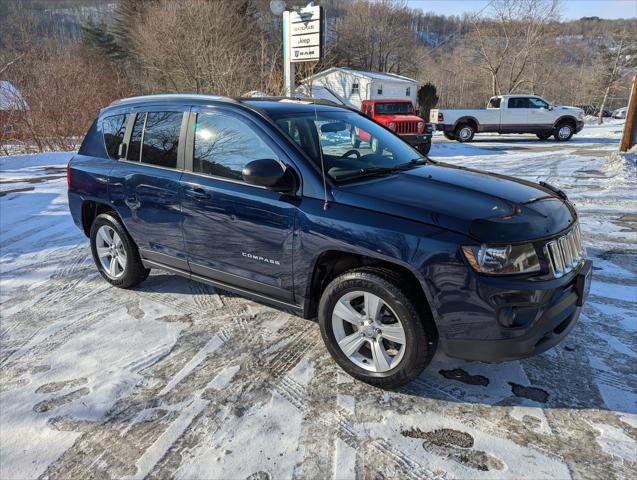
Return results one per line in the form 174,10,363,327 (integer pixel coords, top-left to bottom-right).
297,67,420,110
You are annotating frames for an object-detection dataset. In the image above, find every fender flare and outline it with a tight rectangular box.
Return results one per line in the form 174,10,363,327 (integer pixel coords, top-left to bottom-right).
553,115,578,128
453,116,480,131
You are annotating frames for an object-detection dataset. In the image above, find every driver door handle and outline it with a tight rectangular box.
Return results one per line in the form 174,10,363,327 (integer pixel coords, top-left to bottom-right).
184,187,210,200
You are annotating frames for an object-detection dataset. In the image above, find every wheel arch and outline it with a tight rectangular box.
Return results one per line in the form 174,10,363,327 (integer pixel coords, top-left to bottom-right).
303,249,439,337
81,200,115,237
454,116,479,131
553,115,577,128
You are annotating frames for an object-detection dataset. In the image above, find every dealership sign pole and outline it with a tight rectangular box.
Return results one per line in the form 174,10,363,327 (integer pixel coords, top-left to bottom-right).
283,4,324,96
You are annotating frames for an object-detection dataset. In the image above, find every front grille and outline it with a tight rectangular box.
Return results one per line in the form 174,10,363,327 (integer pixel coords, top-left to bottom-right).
544,224,586,278
396,121,418,134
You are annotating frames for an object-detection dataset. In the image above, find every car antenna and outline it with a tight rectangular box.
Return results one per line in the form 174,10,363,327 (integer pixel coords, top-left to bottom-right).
313,98,330,210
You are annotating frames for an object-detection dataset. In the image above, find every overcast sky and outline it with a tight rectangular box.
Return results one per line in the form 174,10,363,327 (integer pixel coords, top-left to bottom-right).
406,0,637,20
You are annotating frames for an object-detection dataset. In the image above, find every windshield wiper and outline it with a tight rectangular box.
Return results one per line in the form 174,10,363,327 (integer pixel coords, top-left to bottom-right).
337,166,400,182
337,159,429,182
394,158,429,170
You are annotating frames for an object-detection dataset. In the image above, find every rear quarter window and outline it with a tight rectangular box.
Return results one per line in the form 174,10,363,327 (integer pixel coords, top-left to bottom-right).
102,114,129,159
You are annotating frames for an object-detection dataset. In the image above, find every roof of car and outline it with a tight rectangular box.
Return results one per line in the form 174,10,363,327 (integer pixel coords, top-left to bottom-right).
102,94,346,116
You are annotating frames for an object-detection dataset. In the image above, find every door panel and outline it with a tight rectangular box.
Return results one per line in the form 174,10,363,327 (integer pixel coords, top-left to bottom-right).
109,109,189,269
180,108,297,302
180,174,296,300
502,97,529,130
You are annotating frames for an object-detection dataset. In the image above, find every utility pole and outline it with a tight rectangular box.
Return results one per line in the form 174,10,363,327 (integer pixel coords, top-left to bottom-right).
283,10,295,97
620,75,637,152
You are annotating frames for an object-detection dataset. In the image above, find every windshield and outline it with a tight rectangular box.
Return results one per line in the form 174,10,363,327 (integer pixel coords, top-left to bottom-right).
374,102,413,115
271,110,423,183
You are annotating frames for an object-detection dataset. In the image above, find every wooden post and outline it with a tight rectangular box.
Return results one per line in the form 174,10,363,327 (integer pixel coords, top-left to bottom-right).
620,75,637,152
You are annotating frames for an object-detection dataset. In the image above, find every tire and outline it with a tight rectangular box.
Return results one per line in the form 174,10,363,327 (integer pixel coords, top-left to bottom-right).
417,139,431,156
553,122,574,141
351,130,361,148
90,212,150,288
443,132,456,141
454,123,475,143
536,133,552,140
318,268,436,389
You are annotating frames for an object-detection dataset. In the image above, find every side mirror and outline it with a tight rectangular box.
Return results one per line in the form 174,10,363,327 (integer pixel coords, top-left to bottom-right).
548,105,554,111
242,159,296,193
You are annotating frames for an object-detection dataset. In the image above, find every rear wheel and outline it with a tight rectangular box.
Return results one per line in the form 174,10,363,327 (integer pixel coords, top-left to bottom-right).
90,212,149,288
537,133,552,140
454,123,475,143
443,132,456,141
318,268,436,388
553,122,574,141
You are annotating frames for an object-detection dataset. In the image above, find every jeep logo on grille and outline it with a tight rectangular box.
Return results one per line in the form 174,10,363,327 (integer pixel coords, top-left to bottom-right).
242,252,280,265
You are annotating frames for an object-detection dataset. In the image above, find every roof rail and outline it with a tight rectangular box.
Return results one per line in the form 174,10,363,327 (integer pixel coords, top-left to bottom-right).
107,93,238,107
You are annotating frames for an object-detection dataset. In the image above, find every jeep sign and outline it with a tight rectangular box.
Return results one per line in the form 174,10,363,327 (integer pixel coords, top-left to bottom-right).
285,5,323,63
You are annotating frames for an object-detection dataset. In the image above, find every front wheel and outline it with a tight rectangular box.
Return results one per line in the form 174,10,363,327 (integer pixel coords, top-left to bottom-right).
90,212,150,288
553,123,574,141
417,140,431,156
454,124,475,143
318,269,436,388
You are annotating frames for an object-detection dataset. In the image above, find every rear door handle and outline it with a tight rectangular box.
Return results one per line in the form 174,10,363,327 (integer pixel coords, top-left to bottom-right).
184,187,210,200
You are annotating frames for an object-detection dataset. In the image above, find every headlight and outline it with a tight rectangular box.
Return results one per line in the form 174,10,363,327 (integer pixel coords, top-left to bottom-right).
388,122,396,130
462,243,540,275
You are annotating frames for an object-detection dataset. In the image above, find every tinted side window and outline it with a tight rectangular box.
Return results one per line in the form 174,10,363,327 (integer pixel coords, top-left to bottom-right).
193,113,278,181
127,113,145,161
508,98,530,109
102,114,129,159
141,112,182,169
529,97,549,109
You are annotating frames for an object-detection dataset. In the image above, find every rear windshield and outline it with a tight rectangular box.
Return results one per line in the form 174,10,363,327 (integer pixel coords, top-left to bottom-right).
488,97,501,108
375,102,413,115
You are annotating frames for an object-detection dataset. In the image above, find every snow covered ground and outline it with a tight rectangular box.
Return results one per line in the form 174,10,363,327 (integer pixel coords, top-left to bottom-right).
1,122,635,479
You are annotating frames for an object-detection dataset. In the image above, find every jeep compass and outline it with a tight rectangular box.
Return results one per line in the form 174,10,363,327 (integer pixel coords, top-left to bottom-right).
68,94,592,388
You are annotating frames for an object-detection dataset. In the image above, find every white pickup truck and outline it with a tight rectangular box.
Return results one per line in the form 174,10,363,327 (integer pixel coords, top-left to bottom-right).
430,95,584,143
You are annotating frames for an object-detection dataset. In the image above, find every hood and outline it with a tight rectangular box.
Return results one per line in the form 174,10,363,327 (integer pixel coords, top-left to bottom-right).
555,105,584,116
333,163,576,243
375,114,420,123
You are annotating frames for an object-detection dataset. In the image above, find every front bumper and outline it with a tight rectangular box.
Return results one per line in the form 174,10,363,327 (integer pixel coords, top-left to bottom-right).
441,259,592,362
401,126,433,146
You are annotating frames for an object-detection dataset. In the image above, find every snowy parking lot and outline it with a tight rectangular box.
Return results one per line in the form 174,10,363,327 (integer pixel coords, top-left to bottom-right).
1,122,636,479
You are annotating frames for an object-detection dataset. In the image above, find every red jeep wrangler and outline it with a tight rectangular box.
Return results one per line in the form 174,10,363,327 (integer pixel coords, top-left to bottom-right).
352,100,432,155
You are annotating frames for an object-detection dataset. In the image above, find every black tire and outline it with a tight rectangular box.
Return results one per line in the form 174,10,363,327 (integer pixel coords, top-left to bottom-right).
454,123,475,143
318,268,436,389
351,130,361,148
536,133,552,140
90,212,150,288
553,122,574,141
417,139,431,156
443,132,456,141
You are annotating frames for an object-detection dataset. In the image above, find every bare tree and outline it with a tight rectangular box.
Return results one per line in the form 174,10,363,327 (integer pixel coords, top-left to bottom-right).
595,28,637,124
470,0,561,96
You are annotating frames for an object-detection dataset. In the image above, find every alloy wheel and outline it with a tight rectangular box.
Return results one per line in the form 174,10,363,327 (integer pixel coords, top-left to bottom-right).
331,291,406,372
95,225,127,279
558,125,572,140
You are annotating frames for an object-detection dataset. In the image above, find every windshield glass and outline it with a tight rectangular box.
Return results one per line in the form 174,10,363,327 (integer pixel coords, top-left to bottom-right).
271,110,423,183
374,102,413,115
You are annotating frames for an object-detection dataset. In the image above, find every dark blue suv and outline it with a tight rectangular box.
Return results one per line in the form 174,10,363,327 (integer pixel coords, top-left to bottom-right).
68,94,592,387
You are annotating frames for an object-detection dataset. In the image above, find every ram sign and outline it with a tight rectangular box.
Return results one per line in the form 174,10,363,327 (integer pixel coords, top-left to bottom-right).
285,5,323,63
